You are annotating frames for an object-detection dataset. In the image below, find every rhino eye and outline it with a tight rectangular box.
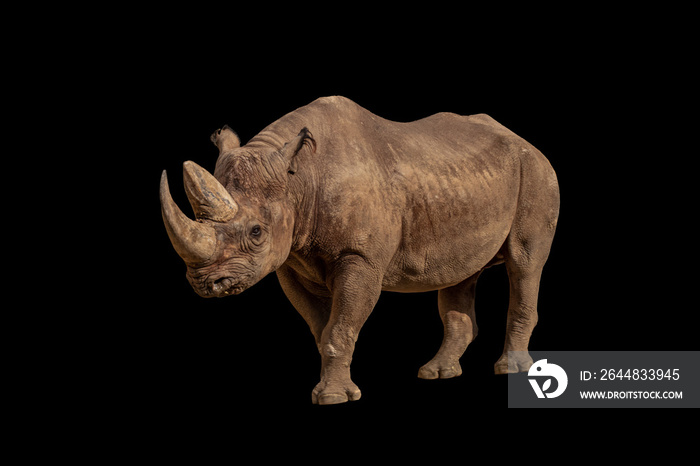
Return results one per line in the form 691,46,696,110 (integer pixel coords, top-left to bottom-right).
250,225,262,237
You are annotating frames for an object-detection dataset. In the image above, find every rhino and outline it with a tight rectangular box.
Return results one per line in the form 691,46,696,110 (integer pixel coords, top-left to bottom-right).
160,96,559,405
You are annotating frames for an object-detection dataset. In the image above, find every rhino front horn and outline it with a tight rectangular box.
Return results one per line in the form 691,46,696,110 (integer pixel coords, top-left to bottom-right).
160,170,217,264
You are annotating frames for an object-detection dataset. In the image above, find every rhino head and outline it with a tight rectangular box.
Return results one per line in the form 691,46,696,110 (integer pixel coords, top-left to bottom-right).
160,126,313,298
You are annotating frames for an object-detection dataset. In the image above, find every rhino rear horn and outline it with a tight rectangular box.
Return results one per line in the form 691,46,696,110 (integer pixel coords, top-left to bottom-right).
182,161,238,222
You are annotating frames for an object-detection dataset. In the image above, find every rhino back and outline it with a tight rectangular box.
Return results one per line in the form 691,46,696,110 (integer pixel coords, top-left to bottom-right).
256,97,540,291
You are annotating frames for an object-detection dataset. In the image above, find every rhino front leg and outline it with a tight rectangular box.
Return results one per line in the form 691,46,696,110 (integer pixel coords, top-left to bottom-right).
312,255,382,405
276,265,332,348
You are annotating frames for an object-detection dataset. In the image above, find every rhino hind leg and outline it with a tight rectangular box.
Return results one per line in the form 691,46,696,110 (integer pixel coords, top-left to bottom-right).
494,168,558,374
493,252,546,374
418,273,480,380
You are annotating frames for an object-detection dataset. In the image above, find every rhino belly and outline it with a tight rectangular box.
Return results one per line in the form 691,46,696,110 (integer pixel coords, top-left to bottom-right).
381,179,517,292
382,221,511,292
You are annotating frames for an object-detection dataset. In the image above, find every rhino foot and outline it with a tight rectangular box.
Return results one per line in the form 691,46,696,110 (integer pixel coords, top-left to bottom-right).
417,359,463,379
311,379,362,405
494,351,533,374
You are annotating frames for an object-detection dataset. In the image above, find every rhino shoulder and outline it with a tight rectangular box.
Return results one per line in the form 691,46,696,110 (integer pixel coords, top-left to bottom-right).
312,95,356,108
299,96,363,121
467,113,504,127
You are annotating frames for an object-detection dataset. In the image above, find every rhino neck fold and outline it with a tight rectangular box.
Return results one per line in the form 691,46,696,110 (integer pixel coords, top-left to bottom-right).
285,166,320,257
246,130,287,151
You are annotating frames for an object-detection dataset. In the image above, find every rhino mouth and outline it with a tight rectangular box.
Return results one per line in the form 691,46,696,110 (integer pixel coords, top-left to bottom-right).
210,276,247,297
187,269,255,298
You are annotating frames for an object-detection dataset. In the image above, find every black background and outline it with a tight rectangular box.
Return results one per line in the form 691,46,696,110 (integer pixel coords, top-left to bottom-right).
113,22,694,424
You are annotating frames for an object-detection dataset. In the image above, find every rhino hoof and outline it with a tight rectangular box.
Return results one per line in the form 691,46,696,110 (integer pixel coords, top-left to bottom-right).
418,360,463,379
317,393,350,405
494,352,534,374
311,381,362,405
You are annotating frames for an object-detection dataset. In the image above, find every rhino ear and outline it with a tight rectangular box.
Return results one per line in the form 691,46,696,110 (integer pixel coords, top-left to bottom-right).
210,125,240,153
280,127,316,174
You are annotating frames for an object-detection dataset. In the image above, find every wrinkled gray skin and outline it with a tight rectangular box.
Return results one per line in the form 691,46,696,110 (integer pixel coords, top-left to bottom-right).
161,96,559,405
